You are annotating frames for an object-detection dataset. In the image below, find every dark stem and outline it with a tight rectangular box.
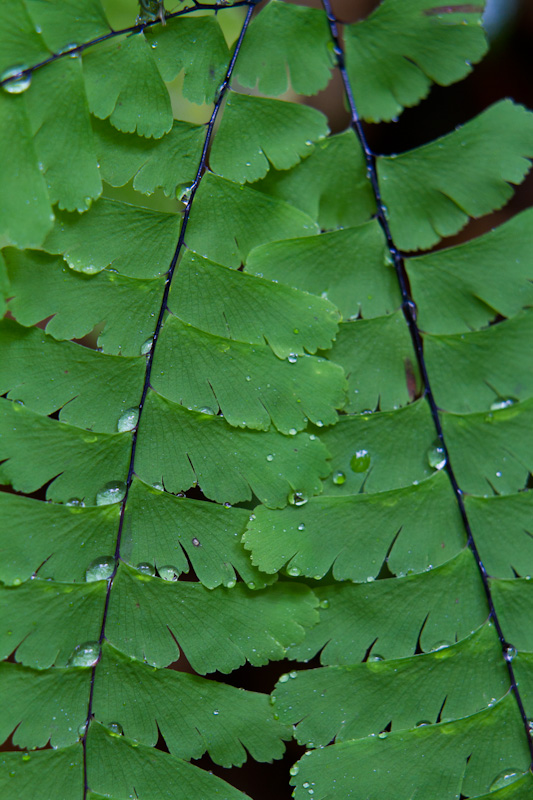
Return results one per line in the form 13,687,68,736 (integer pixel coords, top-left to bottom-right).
0,1,255,89
81,4,256,794
321,0,533,764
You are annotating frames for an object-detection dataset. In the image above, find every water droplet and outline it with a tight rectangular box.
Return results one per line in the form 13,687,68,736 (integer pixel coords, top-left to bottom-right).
106,722,123,736
332,470,346,485
416,720,431,727
117,407,139,432
290,765,299,776
288,428,297,436
159,565,179,581
66,498,85,507
427,443,446,471
266,454,274,462
269,695,277,705
289,671,298,679
287,353,298,364
319,599,329,609
96,481,126,506
298,523,306,531
152,482,164,491
77,723,87,737
368,654,384,662
278,673,289,683
191,537,201,547
177,183,194,203
378,731,388,739
489,770,522,792
213,709,219,716
350,449,370,473
315,420,324,427
136,562,155,576
22,753,31,762
223,502,232,508
140,337,153,355
504,645,517,662
288,492,308,507
225,579,236,588
67,641,100,667
288,566,301,577
199,407,216,416
431,640,452,652
1,67,31,94
490,397,516,411
85,556,116,582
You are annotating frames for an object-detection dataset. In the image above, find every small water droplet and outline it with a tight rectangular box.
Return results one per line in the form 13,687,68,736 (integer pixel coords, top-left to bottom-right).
67,641,100,667
278,673,289,683
266,454,274,462
490,397,516,411
287,353,298,364
289,765,299,776
1,66,31,94
489,770,522,792
85,556,116,582
504,645,517,662
315,420,324,427
245,375,251,381
289,671,298,679
368,654,384,662
319,599,329,609
223,502,232,508
117,407,139,432
66,498,85,507
152,482,164,491
427,443,446,471
350,450,370,473
191,537,201,547
78,723,87,737
140,337,153,355
96,481,126,506
288,566,301,577
158,565,179,581
21,753,31,762
431,640,452,652
136,562,155,576
416,720,431,727
199,406,216,416
332,470,346,485
289,491,308,507
298,522,305,531
288,428,297,436
106,721,123,736
213,709,219,715
378,731,388,739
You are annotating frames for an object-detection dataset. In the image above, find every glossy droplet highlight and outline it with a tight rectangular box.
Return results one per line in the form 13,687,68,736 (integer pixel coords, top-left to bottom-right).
159,565,179,581
199,406,216,416
298,522,305,531
2,67,31,94
117,407,139,432
66,498,85,507
490,397,516,411
378,731,388,739
368,654,384,662
489,770,522,792
332,470,345,485
427,443,446,471
288,491,308,507
85,556,116,583
287,353,298,363
289,765,299,776
287,566,301,577
416,720,432,727
350,449,370,473
504,645,517,662
67,641,100,667
319,599,329,609
266,454,274,462
136,562,155,576
96,481,126,506
140,337,153,355
278,673,289,683
77,722,87,737
431,640,452,652
106,722,123,736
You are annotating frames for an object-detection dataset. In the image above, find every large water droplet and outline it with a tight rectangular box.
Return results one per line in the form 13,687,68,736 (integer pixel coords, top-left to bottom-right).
136,562,155,576
427,443,446,471
289,765,299,776
140,337,153,355
288,491,308,507
332,470,346,485
350,449,370,473
67,641,100,667
1,67,32,94
287,353,298,364
288,566,301,577
106,721,123,736
117,407,139,432
489,770,522,792
85,555,116,582
158,565,179,581
490,397,516,412
96,481,126,506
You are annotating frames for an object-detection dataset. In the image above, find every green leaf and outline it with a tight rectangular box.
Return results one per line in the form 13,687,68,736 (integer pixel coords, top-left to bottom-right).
43,198,180,277
290,696,530,800
170,251,341,359
151,315,346,432
144,15,229,105
275,624,507,746
92,116,205,197
83,32,173,138
185,173,319,267
0,319,144,432
210,91,329,183
135,391,331,507
236,0,332,97
327,311,421,412
26,58,101,212
245,472,464,581
406,208,533,334
4,248,164,355
256,130,375,230
344,0,487,122
0,92,52,247
287,549,487,665
24,0,110,53
378,100,533,251
0,0,50,76
245,221,399,321
466,491,533,579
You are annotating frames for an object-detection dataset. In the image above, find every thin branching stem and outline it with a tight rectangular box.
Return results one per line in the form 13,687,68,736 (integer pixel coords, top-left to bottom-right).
321,0,533,764
0,1,254,89
80,4,257,794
